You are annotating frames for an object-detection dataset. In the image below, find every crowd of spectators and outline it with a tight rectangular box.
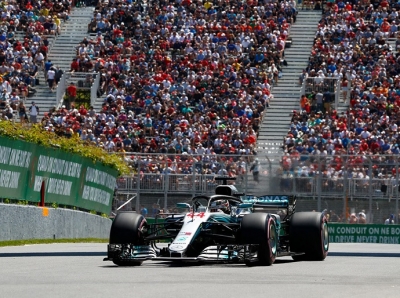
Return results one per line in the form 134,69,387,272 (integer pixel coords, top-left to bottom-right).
0,0,70,122
42,0,300,166
282,0,400,185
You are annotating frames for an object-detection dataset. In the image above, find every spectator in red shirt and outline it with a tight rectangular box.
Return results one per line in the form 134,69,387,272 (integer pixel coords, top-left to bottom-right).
65,82,77,110
70,58,80,72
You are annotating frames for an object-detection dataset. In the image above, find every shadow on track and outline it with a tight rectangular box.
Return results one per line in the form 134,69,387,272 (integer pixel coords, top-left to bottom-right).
328,252,400,258
0,252,105,257
3,251,400,259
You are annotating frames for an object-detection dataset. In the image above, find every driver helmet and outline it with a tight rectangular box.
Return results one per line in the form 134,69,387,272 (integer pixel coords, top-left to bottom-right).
211,199,230,213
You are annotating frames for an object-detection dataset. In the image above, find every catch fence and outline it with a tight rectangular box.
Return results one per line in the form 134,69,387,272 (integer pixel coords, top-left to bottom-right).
115,153,400,224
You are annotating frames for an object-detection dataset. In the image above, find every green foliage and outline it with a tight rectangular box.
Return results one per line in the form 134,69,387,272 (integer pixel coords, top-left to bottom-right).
89,210,97,215
75,90,91,109
4,198,10,204
0,121,129,175
17,200,28,205
64,89,90,110
101,213,108,218
51,202,58,209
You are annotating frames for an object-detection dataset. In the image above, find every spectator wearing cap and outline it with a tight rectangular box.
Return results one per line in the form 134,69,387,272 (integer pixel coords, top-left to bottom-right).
44,60,53,80
385,214,395,224
348,213,358,224
358,212,367,224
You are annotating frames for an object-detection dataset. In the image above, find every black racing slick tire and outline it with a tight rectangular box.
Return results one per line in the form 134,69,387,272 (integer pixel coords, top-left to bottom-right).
289,212,329,261
240,213,277,266
109,212,146,245
109,212,146,266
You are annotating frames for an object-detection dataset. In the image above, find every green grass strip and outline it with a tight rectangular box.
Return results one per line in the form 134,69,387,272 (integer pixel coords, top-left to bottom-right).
0,238,108,247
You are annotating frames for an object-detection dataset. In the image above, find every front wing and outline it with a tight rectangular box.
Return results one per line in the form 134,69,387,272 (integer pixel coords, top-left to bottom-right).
104,244,297,264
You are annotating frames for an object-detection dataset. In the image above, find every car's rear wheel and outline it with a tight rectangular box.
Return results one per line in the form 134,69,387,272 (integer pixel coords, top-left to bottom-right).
240,213,277,266
290,212,329,261
109,212,146,266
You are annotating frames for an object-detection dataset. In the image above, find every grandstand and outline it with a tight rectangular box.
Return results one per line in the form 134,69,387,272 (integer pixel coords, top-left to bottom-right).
1,0,400,223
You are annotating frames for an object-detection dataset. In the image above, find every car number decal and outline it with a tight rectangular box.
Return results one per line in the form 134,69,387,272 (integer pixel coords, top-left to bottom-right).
186,212,205,218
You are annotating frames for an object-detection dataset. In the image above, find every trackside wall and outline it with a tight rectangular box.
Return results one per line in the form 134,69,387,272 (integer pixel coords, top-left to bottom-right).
0,204,111,241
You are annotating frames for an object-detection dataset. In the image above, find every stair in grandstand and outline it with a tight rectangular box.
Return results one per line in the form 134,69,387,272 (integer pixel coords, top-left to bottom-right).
250,10,322,195
28,6,94,118
92,89,104,113
12,31,54,119
387,37,397,55
257,10,322,155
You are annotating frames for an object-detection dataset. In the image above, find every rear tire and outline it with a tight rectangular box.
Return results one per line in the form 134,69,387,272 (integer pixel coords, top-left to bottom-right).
109,212,146,266
290,212,329,261
240,213,277,266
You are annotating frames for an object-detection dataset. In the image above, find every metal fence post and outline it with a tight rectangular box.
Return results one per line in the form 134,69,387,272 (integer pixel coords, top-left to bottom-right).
317,155,322,212
396,158,399,224
368,158,373,223
191,162,196,198
266,156,272,194
136,171,140,213
343,156,348,221
164,172,169,211
245,162,249,195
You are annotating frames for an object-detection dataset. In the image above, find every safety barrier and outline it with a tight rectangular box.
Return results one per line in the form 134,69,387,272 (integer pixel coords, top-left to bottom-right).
0,204,111,241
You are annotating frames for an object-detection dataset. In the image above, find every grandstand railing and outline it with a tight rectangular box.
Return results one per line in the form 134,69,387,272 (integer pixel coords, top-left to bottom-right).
91,73,101,106
56,73,66,108
301,76,341,110
115,153,400,223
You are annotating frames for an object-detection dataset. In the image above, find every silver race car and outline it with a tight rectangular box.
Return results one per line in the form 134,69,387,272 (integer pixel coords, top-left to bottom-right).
104,178,329,266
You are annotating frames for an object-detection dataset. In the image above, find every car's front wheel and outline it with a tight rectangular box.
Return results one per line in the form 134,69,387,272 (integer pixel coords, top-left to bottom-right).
240,213,277,266
108,212,146,266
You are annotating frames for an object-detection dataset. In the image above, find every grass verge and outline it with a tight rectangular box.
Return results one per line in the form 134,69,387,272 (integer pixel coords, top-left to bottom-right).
0,238,108,247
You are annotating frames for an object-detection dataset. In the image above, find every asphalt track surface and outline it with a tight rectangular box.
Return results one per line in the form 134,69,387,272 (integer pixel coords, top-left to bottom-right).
0,243,399,298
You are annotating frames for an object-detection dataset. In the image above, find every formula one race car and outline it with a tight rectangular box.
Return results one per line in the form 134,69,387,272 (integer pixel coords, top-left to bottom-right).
104,178,328,266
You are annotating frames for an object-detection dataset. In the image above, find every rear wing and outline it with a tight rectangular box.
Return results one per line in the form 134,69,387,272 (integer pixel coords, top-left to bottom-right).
242,195,296,215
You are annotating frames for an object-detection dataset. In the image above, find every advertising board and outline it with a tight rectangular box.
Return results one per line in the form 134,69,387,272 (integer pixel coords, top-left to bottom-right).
0,136,118,214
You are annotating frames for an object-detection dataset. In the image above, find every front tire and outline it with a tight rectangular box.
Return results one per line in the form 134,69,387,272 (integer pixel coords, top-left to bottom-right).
110,212,146,245
240,213,277,266
109,212,146,266
290,212,329,261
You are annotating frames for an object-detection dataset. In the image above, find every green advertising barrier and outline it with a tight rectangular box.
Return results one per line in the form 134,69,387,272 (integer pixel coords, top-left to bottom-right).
0,138,32,199
0,136,118,214
328,223,400,244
